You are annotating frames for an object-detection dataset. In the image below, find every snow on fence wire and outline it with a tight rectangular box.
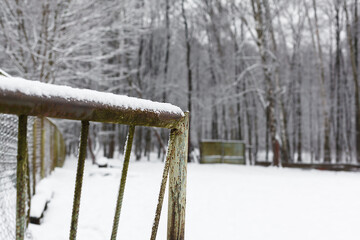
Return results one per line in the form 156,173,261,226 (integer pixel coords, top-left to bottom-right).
0,114,65,240
0,74,189,240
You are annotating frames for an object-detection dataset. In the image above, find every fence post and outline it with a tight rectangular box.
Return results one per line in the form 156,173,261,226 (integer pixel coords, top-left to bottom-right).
167,112,189,240
50,125,53,171
16,115,28,240
32,118,37,195
61,137,66,167
40,117,45,179
52,128,58,171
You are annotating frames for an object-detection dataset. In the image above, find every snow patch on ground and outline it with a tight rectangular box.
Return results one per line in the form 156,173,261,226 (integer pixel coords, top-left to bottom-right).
28,157,360,240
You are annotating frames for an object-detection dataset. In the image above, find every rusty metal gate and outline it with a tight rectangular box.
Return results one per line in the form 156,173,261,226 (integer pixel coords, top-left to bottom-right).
200,140,245,164
0,73,189,240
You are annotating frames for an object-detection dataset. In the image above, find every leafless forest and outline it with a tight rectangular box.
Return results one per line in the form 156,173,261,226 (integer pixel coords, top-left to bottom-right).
1,0,359,164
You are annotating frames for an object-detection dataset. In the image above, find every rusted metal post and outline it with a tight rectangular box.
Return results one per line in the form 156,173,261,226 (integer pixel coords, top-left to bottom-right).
167,112,189,240
52,128,58,171
56,130,59,167
150,128,176,240
59,135,65,167
61,137,66,166
16,115,28,240
110,125,135,240
50,126,53,171
32,118,37,195
69,120,89,240
40,117,45,179
26,150,31,228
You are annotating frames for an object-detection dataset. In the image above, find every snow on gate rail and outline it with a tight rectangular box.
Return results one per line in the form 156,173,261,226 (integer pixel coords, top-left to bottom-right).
0,74,189,240
0,75,184,128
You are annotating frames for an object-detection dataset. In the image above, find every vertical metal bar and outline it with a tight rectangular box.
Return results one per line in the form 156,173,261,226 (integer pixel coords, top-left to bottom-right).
54,130,58,168
62,136,66,166
110,125,135,240
59,134,64,167
40,117,45,179
49,126,53,171
52,128,58,171
32,118,37,195
167,112,189,240
16,115,28,240
26,150,31,228
61,136,66,166
69,120,89,240
150,130,176,240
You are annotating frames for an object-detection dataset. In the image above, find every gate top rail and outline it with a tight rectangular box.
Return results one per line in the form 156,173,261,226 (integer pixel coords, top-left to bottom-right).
0,75,184,129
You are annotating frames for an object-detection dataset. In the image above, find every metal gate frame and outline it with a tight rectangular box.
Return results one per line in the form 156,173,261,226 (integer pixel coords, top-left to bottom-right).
0,76,189,240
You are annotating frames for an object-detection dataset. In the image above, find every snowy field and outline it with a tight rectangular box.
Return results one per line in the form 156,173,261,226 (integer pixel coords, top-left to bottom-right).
29,157,360,240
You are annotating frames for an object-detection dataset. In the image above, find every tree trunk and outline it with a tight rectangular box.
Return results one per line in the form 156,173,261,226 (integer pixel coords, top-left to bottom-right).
163,0,171,102
135,127,142,161
88,137,96,165
335,2,342,163
181,0,192,162
108,124,115,159
296,61,302,163
344,0,360,163
263,0,290,164
312,0,331,162
144,128,151,161
251,0,279,166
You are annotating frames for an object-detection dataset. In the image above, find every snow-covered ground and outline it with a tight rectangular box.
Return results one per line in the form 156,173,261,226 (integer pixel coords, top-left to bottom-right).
29,157,360,240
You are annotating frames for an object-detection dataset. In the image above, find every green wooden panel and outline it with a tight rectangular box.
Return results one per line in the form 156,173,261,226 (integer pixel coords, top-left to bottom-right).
202,156,222,164
223,142,244,156
200,142,222,163
201,142,222,156
223,157,245,164
200,140,245,164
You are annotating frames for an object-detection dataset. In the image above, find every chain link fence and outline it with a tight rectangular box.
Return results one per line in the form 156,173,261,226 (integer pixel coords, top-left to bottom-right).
0,115,66,239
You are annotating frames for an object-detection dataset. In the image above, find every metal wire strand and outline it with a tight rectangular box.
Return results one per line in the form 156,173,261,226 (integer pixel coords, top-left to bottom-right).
69,120,89,240
110,125,135,240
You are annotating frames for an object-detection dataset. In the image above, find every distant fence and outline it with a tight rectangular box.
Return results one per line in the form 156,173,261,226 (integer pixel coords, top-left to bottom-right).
200,140,245,164
255,161,360,172
0,115,65,240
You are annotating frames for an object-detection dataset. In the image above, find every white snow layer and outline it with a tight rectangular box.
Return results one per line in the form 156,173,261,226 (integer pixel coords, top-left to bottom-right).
30,194,48,218
28,158,360,240
0,76,184,116
30,179,54,218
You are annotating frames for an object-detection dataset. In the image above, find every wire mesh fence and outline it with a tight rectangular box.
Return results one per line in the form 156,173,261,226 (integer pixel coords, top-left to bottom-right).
0,115,65,239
